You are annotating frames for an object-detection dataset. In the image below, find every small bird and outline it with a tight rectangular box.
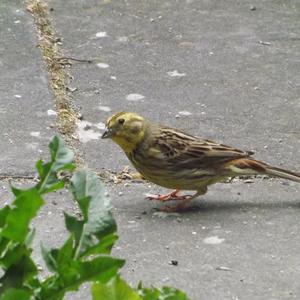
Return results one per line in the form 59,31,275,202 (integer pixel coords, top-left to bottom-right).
102,112,300,211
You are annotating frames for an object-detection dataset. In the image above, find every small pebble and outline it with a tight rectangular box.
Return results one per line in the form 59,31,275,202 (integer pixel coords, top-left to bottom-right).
96,63,110,69
47,109,57,116
178,110,192,117
167,70,186,77
203,236,225,245
98,105,111,112
250,5,256,11
67,86,78,92
169,260,178,266
126,93,145,101
118,192,123,196
95,31,107,38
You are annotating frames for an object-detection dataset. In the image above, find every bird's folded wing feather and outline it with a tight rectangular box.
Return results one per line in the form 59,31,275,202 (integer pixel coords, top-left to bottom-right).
148,127,253,169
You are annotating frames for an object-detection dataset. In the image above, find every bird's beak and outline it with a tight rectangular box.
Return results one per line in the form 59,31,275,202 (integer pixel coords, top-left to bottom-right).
101,127,114,139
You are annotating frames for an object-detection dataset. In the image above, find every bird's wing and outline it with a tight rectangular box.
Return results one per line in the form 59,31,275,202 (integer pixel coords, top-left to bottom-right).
147,127,253,169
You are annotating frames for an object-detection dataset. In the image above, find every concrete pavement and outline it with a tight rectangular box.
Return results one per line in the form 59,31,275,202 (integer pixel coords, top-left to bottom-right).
1,0,300,299
0,0,56,176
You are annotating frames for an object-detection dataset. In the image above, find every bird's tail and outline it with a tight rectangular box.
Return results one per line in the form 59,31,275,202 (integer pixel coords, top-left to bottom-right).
224,158,300,183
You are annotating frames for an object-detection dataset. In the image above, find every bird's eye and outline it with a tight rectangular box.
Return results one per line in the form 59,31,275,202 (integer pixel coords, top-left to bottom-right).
118,118,125,125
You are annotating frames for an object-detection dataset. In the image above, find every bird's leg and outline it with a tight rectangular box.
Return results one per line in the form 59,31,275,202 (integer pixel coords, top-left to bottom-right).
145,189,182,202
161,187,208,212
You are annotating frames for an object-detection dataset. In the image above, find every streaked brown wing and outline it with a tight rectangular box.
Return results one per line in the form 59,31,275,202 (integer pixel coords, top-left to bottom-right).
151,127,253,169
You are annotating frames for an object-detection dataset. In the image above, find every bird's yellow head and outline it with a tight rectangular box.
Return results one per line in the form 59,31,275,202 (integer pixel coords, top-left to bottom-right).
102,112,147,154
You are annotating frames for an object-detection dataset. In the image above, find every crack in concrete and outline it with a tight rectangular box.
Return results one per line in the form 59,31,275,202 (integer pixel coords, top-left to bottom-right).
26,0,83,167
0,174,36,180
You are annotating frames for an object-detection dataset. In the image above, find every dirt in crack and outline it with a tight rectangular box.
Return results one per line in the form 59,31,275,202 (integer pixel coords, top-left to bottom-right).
26,0,83,166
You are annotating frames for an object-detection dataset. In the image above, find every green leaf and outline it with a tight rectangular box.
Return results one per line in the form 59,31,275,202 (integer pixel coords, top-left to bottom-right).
40,256,125,300
42,236,74,274
92,276,141,300
64,213,118,257
25,229,35,248
0,243,27,269
41,245,59,273
10,186,23,197
138,286,190,300
83,233,118,256
0,288,31,300
64,212,85,245
69,170,117,258
36,136,75,194
0,253,37,293
0,206,10,228
1,189,43,243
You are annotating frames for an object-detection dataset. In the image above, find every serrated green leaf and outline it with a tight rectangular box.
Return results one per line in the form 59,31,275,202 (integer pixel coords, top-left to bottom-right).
138,286,190,300
49,136,74,168
36,136,74,194
0,288,31,300
1,189,43,243
40,256,125,300
92,276,141,300
70,170,117,258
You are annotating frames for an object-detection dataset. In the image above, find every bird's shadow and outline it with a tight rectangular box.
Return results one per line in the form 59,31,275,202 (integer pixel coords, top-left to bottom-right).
154,198,300,214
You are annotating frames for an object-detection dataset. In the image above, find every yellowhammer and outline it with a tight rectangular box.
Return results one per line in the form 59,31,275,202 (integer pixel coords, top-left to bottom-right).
102,112,300,211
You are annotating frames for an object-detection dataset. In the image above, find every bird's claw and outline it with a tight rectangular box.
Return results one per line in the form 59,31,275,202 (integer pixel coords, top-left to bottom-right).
145,193,172,201
145,192,192,202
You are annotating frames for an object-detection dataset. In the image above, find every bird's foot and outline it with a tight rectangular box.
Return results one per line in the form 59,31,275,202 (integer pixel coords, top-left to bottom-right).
145,189,191,202
157,190,205,212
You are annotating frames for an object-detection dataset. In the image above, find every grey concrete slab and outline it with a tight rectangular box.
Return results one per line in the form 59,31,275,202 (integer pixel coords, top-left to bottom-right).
0,0,56,175
20,0,300,299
